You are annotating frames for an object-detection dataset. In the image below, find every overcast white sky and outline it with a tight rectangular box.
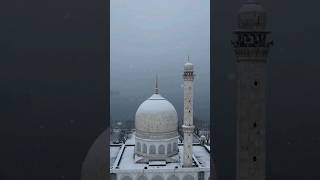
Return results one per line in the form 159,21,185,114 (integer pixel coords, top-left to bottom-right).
110,0,210,123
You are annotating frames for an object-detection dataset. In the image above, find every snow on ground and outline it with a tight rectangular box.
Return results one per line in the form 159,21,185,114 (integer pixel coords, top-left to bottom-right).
193,145,210,168
125,132,135,145
110,145,121,166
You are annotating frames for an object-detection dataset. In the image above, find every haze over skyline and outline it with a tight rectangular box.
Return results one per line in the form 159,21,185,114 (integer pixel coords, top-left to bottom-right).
110,0,210,125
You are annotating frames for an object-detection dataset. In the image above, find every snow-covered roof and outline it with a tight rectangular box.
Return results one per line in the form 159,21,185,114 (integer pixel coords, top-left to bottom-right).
193,145,210,168
110,145,122,165
110,143,210,173
125,132,135,145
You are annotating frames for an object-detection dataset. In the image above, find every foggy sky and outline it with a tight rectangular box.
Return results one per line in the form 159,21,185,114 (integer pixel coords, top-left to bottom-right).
110,0,210,124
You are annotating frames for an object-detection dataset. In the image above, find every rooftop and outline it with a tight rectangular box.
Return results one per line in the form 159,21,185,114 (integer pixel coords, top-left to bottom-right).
110,143,210,173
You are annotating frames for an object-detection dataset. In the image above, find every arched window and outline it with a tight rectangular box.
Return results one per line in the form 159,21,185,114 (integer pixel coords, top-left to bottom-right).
152,175,164,180
167,175,179,180
137,142,141,152
173,142,178,152
182,175,194,180
167,143,172,154
137,175,148,180
142,144,147,153
149,145,156,154
121,176,132,180
158,145,165,154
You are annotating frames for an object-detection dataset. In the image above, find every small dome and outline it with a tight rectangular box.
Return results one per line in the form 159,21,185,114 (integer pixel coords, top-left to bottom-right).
135,94,178,134
184,62,193,71
239,0,265,13
238,0,267,30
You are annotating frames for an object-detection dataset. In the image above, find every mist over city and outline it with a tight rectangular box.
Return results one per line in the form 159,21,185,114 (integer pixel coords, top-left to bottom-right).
110,0,210,130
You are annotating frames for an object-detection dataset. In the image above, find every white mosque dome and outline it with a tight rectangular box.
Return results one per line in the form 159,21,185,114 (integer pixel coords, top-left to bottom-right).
134,78,179,162
135,94,178,134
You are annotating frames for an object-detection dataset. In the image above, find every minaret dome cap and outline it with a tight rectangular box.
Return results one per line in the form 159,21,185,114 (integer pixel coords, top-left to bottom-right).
239,0,265,13
184,62,193,71
238,0,267,30
184,55,193,71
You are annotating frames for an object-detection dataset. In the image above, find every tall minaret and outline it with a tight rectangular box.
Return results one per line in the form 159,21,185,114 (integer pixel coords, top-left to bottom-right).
232,1,273,180
182,56,195,167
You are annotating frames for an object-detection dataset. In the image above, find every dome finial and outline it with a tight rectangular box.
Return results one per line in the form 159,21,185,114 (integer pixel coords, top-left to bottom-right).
155,74,159,94
187,55,190,62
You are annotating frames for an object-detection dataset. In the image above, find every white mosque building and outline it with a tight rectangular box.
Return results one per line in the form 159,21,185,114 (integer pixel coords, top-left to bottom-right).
109,60,211,180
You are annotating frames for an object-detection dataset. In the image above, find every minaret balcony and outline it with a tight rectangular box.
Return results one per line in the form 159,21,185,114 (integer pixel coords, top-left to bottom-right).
182,125,195,133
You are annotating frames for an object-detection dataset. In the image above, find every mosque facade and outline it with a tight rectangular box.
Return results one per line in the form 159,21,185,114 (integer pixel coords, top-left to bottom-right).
109,60,211,180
